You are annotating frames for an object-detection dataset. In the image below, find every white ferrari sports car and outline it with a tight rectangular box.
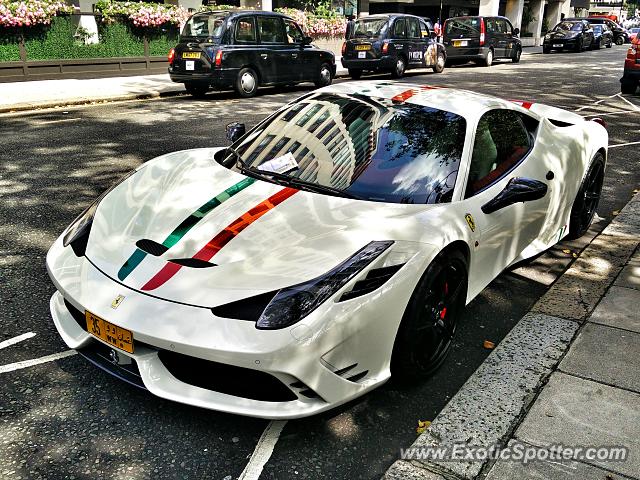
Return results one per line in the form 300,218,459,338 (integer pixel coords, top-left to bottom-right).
47,81,607,419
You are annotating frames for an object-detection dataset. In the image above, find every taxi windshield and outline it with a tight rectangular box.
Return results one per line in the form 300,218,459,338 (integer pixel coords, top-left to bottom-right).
230,93,467,204
556,22,583,31
352,18,389,38
182,13,227,38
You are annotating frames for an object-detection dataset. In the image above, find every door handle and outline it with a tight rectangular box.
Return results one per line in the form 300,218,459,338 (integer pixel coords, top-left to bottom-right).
261,53,268,59
292,53,298,58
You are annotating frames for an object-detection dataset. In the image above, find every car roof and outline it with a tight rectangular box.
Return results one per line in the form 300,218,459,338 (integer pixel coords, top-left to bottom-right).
358,13,425,20
200,9,289,19
317,81,527,118
446,15,510,20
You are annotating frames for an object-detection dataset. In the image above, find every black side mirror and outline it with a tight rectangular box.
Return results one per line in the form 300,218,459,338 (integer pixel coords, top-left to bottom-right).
513,27,520,36
481,177,547,214
226,122,245,143
302,36,313,45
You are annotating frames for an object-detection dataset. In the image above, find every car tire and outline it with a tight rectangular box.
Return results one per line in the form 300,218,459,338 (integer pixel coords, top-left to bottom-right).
391,249,468,381
348,68,363,80
432,51,446,73
314,63,333,88
575,38,583,52
234,67,259,98
512,47,522,63
391,56,406,78
615,36,624,45
566,154,605,240
621,78,638,94
594,39,601,49
482,48,493,67
543,45,551,54
606,41,613,48
185,82,209,98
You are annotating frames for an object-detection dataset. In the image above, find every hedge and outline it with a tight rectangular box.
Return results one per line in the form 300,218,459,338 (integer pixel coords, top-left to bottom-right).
0,15,178,61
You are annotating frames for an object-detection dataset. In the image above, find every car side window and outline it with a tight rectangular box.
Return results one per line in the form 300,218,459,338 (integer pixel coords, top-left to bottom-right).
393,18,406,38
257,16,286,44
235,16,256,43
284,19,304,44
496,19,509,34
419,19,430,38
465,109,538,198
408,18,421,38
486,18,496,33
504,19,513,34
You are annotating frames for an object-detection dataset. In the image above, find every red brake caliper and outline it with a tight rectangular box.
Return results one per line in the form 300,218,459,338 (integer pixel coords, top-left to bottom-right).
440,282,449,319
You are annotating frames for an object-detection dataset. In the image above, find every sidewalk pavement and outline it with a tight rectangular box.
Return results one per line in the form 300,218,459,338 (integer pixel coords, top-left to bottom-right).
385,190,640,480
0,47,543,114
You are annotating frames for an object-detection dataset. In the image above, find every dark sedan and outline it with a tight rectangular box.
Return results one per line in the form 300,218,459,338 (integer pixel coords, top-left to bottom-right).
169,10,336,98
543,20,594,53
591,24,613,49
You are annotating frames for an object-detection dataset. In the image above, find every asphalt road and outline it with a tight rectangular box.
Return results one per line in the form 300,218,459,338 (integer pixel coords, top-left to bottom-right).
1,46,639,480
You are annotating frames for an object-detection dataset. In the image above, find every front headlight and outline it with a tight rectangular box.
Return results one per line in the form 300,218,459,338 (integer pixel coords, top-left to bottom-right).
62,169,136,252
256,241,394,330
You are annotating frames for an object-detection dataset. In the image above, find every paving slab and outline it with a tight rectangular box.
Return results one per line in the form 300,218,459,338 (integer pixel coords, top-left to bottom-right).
401,313,579,479
559,323,640,393
485,445,630,480
515,372,640,479
588,286,640,334
614,262,640,291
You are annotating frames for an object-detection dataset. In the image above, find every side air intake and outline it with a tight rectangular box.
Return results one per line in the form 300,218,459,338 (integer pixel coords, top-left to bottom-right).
339,264,404,302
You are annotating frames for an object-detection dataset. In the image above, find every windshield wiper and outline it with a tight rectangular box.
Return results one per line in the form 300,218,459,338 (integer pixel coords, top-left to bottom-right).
229,148,360,200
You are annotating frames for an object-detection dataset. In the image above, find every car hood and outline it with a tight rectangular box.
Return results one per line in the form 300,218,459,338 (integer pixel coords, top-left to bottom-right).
86,148,435,307
549,30,578,38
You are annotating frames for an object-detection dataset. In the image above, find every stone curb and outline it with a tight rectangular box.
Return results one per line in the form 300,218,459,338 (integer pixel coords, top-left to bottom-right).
384,190,640,480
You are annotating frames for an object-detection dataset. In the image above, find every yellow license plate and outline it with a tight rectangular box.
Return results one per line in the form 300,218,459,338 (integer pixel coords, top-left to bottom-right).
453,40,468,47
182,52,200,59
355,45,371,51
85,311,134,354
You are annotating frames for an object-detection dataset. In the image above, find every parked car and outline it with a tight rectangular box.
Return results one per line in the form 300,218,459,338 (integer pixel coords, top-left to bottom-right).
443,15,522,67
629,27,640,42
580,17,629,45
543,20,595,53
341,14,446,79
591,24,614,49
47,82,607,419
168,10,336,98
621,35,640,94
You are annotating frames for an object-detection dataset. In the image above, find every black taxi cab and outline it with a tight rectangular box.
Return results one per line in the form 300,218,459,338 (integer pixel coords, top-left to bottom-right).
341,14,446,79
169,10,336,97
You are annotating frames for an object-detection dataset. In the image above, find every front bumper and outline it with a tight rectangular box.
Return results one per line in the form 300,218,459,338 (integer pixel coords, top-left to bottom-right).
543,39,578,50
46,235,431,418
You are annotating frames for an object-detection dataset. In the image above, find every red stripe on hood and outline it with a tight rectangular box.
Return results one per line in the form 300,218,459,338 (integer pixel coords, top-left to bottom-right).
141,187,298,291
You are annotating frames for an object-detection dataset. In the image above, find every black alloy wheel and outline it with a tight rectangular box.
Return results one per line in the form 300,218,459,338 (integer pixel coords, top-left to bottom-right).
567,154,605,239
391,250,468,380
512,47,522,63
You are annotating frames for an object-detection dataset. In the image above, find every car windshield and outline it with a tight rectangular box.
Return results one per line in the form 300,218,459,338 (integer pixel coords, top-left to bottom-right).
352,17,389,37
631,28,640,33
556,22,583,31
445,18,481,36
182,13,227,38
229,93,467,204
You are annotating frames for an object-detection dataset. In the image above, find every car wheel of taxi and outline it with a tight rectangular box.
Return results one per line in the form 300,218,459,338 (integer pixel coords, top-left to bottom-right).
185,82,209,98
433,52,446,73
615,36,624,45
391,56,406,78
482,48,493,67
314,63,333,88
235,67,259,98
512,47,522,63
348,68,363,80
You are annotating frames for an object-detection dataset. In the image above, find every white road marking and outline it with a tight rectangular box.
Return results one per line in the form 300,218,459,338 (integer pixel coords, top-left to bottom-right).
609,141,640,149
238,420,287,480
617,94,640,112
0,350,77,374
0,332,36,350
582,109,638,117
35,118,82,125
575,93,621,112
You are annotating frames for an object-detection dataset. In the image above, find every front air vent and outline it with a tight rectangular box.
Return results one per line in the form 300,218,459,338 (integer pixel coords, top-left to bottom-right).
136,239,168,256
339,264,404,302
289,380,321,399
211,291,277,321
169,258,216,268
